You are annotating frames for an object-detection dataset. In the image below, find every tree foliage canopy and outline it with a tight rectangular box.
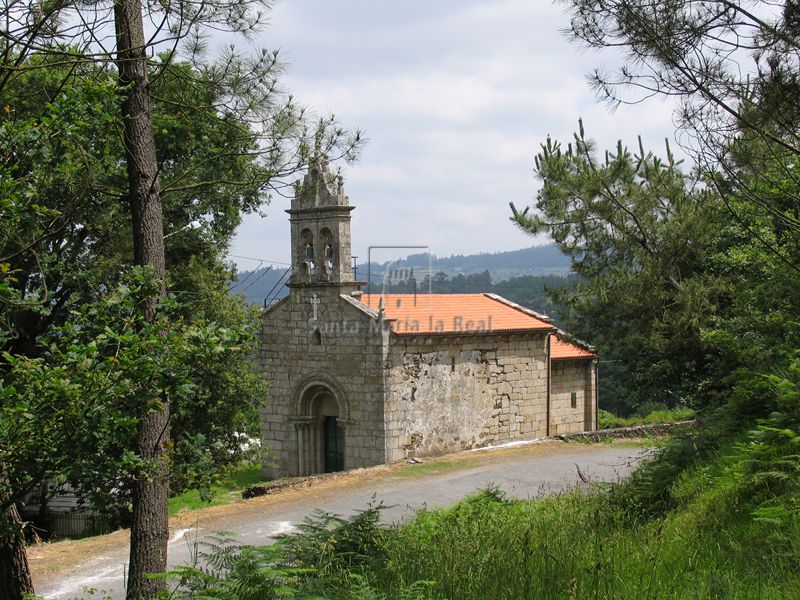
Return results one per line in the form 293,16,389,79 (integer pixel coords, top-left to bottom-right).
513,1,800,414
1,0,358,574
564,0,800,243
0,0,362,593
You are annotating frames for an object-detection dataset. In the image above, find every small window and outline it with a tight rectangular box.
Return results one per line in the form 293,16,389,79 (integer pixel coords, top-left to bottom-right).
313,329,322,345
451,357,456,372
571,391,577,409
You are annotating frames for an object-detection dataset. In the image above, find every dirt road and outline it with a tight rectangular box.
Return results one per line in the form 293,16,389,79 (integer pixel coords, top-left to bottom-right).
29,440,650,599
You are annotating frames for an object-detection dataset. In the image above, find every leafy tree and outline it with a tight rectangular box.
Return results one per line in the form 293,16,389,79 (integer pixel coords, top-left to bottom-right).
2,58,289,500
2,272,173,515
0,270,244,591
549,0,800,400
1,0,360,594
0,268,269,584
564,0,800,250
512,124,727,411
510,0,800,537
1,54,338,356
2,61,269,487
0,76,117,593
168,259,267,497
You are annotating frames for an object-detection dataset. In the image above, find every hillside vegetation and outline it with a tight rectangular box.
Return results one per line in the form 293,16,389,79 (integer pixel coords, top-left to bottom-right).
158,362,800,599
230,245,572,306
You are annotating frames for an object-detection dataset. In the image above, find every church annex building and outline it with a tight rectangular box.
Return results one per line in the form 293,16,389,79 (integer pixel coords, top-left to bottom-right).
258,163,598,478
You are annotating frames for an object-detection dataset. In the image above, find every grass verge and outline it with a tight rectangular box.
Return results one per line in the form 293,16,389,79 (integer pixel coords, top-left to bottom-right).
167,435,797,599
168,463,264,515
598,406,695,429
369,479,797,599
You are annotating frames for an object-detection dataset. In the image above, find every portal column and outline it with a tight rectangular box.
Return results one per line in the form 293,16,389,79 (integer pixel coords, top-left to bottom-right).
310,419,319,474
296,423,306,475
294,420,314,476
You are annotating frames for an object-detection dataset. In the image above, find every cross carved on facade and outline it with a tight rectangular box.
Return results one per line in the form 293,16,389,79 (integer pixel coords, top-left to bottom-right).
310,293,320,321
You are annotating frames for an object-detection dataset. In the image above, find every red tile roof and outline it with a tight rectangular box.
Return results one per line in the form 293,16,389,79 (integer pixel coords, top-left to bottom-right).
360,293,554,335
550,334,595,359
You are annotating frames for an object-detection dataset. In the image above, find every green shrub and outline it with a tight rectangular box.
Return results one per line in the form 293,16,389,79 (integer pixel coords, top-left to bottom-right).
614,367,780,519
598,406,694,429
168,462,264,514
642,406,695,424
377,480,799,599
598,408,620,429
279,503,389,578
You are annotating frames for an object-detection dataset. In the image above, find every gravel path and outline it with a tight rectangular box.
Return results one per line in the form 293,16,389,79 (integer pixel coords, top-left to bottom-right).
30,440,650,599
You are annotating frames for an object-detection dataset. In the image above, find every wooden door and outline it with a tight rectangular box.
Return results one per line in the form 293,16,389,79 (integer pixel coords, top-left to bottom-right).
323,416,345,472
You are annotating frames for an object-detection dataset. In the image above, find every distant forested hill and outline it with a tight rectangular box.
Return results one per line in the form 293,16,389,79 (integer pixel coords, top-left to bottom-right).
376,271,578,324
229,266,292,307
357,244,571,282
229,244,572,307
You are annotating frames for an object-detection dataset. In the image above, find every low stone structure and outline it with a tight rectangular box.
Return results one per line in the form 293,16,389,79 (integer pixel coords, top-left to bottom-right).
258,162,598,478
560,421,695,442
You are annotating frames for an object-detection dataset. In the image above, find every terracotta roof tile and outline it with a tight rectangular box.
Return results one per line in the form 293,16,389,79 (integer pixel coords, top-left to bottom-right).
360,293,554,335
550,334,595,359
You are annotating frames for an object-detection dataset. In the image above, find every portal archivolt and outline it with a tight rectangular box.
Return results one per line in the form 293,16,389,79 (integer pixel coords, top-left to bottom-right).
294,382,346,475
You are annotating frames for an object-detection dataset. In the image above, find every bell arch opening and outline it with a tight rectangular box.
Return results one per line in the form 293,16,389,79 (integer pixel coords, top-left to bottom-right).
300,228,315,281
319,227,335,280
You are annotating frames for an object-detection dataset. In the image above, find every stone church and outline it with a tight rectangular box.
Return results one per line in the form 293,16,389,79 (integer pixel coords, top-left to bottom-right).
259,162,598,478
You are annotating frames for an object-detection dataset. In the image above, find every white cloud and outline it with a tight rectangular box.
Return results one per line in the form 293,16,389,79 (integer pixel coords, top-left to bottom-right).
228,0,681,268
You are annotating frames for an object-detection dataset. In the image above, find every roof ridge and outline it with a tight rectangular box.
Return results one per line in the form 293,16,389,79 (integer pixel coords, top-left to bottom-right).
550,330,596,352
483,293,554,324
339,294,382,319
262,295,290,315
376,292,485,297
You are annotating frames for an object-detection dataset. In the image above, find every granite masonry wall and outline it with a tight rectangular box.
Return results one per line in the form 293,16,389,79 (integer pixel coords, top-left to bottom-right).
259,286,388,478
550,359,597,435
383,333,550,462
261,299,598,476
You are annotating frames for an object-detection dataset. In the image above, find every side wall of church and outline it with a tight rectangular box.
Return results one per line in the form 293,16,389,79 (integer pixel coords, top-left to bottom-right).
550,359,597,435
259,288,387,478
383,333,550,462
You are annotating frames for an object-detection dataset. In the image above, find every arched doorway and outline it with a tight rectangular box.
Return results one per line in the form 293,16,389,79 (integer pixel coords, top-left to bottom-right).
295,383,346,475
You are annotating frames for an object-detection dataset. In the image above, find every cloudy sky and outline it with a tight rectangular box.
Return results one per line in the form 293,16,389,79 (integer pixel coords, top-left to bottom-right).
229,0,680,271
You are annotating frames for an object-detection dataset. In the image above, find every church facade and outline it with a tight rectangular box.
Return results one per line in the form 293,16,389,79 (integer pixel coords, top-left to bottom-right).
258,163,598,478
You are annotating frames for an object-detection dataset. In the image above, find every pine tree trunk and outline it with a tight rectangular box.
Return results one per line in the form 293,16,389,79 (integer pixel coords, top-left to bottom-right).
0,504,34,600
113,1,169,598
